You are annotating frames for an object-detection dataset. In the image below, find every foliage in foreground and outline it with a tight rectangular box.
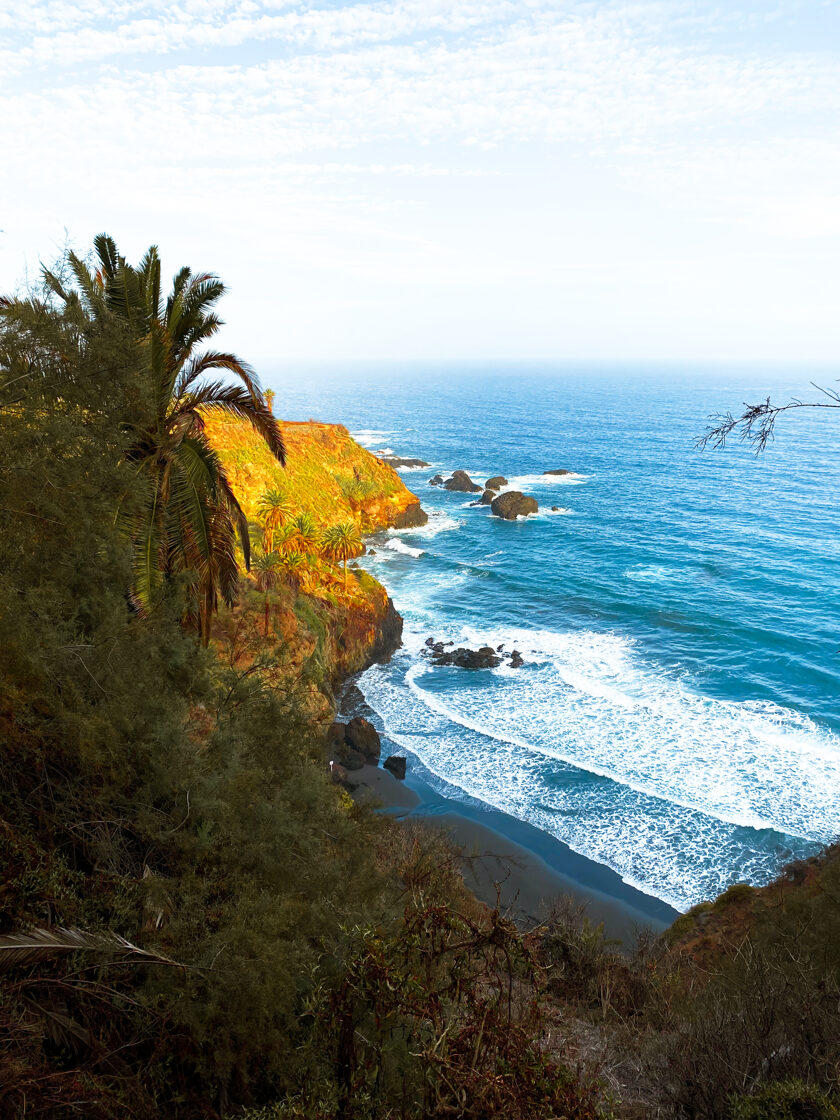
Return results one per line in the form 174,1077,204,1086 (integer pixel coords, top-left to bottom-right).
0,263,604,1118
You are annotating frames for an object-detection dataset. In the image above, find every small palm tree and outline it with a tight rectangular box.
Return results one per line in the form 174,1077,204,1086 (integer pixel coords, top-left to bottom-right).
281,550,307,595
258,489,292,552
322,521,363,589
290,512,319,555
251,549,283,637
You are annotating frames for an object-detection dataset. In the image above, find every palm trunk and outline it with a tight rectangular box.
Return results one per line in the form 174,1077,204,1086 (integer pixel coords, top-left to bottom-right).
264,593,270,638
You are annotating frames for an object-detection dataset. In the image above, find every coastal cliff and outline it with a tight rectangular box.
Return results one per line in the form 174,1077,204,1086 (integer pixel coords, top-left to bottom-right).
203,413,422,713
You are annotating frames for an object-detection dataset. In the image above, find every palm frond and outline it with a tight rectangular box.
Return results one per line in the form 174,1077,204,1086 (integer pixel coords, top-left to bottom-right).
188,380,285,464
0,926,181,971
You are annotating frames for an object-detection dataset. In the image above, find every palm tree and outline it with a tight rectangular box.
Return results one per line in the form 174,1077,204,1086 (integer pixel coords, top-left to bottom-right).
258,489,292,552
322,521,363,589
281,550,307,595
41,235,285,642
251,549,283,637
290,512,319,555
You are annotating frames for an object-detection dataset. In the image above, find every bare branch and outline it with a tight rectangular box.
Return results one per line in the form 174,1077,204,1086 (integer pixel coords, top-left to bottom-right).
696,382,840,453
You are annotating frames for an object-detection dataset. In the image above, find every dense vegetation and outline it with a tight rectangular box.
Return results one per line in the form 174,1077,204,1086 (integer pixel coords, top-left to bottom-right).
0,244,604,1118
1,240,838,1119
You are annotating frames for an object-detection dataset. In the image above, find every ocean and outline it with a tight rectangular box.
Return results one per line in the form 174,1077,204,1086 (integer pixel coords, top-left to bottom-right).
272,364,840,912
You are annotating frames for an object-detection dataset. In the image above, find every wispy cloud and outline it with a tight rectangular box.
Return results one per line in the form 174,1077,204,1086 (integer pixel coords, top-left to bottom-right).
2,0,838,359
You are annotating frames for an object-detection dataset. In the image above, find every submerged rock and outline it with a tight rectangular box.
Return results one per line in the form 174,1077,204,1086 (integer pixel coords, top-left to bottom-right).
345,715,381,762
384,755,407,780
485,475,508,490
443,470,482,493
544,469,572,476
490,491,539,520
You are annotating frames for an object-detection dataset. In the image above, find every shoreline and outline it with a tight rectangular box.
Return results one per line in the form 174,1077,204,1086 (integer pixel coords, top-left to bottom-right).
350,759,679,945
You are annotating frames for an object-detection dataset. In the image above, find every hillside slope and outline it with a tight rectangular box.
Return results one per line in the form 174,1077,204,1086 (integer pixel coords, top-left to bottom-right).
204,413,427,531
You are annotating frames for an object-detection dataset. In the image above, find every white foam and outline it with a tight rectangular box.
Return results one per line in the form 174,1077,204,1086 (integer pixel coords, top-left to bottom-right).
384,538,425,558
356,626,840,909
625,565,692,585
352,428,396,446
501,473,588,489
374,446,395,456
390,510,461,538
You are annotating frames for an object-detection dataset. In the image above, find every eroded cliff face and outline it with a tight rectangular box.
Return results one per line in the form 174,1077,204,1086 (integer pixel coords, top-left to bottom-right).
204,413,417,714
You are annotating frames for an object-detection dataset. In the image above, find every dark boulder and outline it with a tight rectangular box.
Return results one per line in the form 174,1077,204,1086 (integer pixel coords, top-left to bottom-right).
485,476,508,490
343,749,366,771
490,491,539,520
368,548,377,555
384,755,407,780
392,501,428,529
381,455,431,468
345,715,381,762
429,645,502,670
330,761,348,784
443,470,482,493
479,489,496,505
544,469,572,476
326,721,347,751
509,650,524,668
429,474,444,486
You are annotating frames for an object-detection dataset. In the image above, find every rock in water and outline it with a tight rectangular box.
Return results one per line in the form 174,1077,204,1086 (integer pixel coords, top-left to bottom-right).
345,715,381,762
509,650,524,668
429,474,444,486
544,469,572,475
392,501,428,528
380,455,431,468
490,491,539,520
485,476,508,490
384,755,407,780
429,645,502,669
443,470,482,493
479,489,496,505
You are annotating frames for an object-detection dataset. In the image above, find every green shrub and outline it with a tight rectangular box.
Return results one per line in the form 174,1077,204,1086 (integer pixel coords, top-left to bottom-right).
729,1079,840,1119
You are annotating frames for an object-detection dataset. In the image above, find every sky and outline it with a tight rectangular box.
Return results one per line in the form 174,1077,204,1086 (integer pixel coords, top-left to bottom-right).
2,0,839,366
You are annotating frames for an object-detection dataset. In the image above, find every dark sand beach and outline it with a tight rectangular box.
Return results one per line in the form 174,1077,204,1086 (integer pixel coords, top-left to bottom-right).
350,762,679,945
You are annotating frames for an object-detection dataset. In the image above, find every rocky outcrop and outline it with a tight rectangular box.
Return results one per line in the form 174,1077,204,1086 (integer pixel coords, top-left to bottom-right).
485,476,507,490
345,716,382,762
544,469,572,476
384,755,407,780
427,643,502,670
391,500,429,529
429,474,444,486
380,455,430,469
327,716,382,771
443,470,482,493
509,650,524,668
479,489,496,505
490,491,539,520
366,596,404,665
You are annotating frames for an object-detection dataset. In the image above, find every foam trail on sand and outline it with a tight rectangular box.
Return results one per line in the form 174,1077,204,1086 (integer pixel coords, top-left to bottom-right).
357,622,840,910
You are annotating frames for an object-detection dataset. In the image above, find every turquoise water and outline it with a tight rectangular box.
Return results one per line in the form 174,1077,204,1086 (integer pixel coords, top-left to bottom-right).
272,364,840,911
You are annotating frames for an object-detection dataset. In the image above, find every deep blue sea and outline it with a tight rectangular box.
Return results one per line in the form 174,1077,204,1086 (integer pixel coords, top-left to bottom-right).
271,364,840,912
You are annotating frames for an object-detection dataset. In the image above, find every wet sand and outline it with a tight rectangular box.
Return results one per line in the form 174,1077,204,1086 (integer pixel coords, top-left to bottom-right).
349,762,679,945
